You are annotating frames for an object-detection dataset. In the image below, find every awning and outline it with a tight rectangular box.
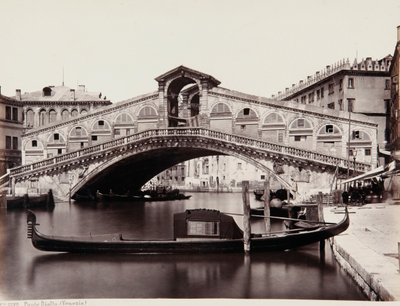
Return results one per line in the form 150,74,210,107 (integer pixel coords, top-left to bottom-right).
340,161,397,185
340,165,385,185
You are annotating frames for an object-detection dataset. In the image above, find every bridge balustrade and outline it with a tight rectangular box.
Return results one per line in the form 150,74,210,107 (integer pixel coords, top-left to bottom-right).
9,127,372,180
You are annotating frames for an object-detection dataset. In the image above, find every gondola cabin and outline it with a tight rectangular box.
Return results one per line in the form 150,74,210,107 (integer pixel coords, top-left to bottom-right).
173,209,243,240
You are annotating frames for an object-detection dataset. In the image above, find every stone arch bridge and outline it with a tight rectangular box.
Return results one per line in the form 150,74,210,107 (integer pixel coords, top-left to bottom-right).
5,66,377,200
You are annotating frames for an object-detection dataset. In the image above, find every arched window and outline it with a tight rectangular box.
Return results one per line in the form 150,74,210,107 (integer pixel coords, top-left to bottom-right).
115,113,133,124
211,103,232,116
138,106,157,118
236,108,258,121
39,109,47,126
202,158,209,175
70,126,88,137
93,119,110,130
49,109,57,123
61,109,69,121
289,118,313,129
71,109,78,117
80,109,88,116
26,109,34,127
264,113,284,124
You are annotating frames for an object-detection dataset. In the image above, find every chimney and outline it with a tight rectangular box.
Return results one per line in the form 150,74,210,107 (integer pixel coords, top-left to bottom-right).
16,89,21,101
397,25,400,42
70,89,75,101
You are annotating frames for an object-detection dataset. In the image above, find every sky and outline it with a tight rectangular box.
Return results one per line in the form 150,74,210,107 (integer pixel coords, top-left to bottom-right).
0,0,399,102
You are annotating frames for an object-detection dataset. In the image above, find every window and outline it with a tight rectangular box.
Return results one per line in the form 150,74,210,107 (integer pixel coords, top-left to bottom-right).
187,221,220,236
237,163,242,170
321,87,324,98
326,125,334,133
301,96,306,104
316,89,320,100
5,136,11,149
12,137,18,150
308,92,314,103
243,108,250,116
278,132,284,143
75,127,82,136
338,99,343,111
12,107,18,121
352,130,360,139
5,106,11,120
54,133,59,141
348,78,354,89
32,140,37,147
297,118,304,127
92,135,97,141
98,120,104,126
294,135,301,142
49,110,57,123
328,83,334,94
327,102,335,109
339,79,343,91
114,129,120,135
61,109,69,121
365,148,371,156
261,175,265,180
26,109,34,127
385,79,390,90
348,99,354,112
57,149,62,155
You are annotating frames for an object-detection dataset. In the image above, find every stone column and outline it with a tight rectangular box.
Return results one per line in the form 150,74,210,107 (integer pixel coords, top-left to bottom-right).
157,81,167,129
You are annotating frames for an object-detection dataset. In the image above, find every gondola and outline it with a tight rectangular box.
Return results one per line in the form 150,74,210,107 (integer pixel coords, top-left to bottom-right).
26,207,349,254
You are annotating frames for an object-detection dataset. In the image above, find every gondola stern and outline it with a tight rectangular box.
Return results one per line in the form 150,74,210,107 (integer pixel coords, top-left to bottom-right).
26,210,37,239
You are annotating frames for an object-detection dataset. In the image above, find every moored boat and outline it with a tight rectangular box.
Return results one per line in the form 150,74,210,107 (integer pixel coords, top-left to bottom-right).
26,207,349,254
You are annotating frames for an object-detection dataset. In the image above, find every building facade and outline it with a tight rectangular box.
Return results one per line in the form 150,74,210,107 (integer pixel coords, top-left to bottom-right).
273,56,392,156
14,84,111,130
389,26,400,158
0,88,23,176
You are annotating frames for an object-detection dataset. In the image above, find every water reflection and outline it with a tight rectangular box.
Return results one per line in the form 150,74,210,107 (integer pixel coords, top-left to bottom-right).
1,193,366,300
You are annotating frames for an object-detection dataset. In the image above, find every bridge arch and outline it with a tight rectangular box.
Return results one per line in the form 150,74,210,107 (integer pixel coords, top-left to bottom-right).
71,136,291,197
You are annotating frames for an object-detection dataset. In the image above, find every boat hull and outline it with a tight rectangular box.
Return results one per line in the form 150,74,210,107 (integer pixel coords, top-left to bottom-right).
27,209,349,254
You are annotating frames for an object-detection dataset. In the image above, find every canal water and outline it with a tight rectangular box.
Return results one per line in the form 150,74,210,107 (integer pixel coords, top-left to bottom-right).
0,192,367,300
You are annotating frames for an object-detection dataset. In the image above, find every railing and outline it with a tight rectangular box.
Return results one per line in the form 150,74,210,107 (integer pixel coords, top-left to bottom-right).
9,128,371,178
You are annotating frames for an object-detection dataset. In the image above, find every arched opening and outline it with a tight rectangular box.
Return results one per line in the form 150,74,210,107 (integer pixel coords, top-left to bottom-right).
316,124,342,156
137,106,158,132
234,107,259,137
69,126,89,150
39,109,47,127
166,78,199,127
48,109,57,124
288,118,313,149
210,102,233,133
26,109,34,128
261,112,285,143
114,112,134,137
61,109,69,121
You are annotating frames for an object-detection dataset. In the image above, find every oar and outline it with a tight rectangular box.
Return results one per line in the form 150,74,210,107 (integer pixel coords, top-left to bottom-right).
223,211,335,225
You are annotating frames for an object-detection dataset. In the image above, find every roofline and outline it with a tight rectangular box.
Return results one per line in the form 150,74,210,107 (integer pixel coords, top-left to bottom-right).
155,65,221,86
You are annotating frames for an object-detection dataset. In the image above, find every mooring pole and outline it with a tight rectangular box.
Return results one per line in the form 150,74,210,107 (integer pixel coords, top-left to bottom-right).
263,176,271,234
317,192,326,252
242,180,251,254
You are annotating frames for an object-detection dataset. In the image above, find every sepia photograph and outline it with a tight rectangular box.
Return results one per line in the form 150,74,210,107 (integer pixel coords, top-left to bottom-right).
0,0,399,305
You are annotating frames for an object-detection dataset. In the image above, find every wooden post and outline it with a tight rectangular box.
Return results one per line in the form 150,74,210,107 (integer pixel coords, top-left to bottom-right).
263,176,271,234
242,181,251,253
317,192,325,252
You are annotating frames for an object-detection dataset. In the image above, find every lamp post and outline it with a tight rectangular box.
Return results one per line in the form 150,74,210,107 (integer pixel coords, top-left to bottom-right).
352,149,357,176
